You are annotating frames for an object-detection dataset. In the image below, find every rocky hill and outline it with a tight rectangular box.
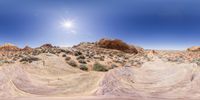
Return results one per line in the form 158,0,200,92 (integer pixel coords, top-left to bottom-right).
0,43,20,51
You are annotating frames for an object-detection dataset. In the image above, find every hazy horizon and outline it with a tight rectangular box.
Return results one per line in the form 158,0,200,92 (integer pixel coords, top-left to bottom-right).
0,0,200,50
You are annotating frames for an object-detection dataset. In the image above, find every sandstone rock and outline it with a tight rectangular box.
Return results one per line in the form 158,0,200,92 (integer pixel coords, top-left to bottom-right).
0,43,20,51
93,55,101,59
97,38,138,54
147,50,158,57
187,46,200,52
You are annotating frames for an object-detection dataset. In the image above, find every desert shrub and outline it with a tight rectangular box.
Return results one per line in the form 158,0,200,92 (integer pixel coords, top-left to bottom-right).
65,56,71,61
97,38,138,54
20,56,40,63
67,60,77,67
76,55,85,59
78,59,87,64
62,54,66,57
79,64,88,71
193,59,200,66
74,51,82,56
0,60,5,66
93,62,108,72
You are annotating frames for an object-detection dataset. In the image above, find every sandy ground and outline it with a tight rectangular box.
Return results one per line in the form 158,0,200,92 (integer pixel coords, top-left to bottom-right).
96,57,200,99
0,53,104,98
1,52,200,100
1,96,135,100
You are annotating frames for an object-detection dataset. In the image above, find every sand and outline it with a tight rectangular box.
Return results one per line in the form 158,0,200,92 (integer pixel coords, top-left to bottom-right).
0,51,200,100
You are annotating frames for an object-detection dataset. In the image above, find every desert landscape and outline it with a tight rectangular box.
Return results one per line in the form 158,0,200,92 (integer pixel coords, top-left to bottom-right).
1,0,200,100
0,38,199,100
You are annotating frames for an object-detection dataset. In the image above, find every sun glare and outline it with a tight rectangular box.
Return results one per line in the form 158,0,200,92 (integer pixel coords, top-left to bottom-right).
63,20,73,28
61,19,74,29
60,18,77,34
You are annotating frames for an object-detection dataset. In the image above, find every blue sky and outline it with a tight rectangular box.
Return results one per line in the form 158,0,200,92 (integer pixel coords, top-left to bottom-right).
0,0,200,50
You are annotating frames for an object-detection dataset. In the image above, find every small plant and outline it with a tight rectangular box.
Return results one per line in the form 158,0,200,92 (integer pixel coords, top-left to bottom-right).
74,51,82,56
193,58,200,66
62,54,66,57
93,62,108,72
20,56,40,63
79,64,88,71
78,59,87,64
67,60,77,67
77,55,85,60
65,56,71,61
0,60,5,66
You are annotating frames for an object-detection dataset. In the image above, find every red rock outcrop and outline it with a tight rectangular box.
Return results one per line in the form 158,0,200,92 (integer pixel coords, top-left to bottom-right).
0,43,20,51
21,46,33,52
187,46,200,52
96,38,138,54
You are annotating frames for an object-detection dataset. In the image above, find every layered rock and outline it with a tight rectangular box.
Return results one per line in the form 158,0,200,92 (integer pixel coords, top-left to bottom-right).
187,46,200,52
96,38,138,54
21,46,33,52
0,43,20,51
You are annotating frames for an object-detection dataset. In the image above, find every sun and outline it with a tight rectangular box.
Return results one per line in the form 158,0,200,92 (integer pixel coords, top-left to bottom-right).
62,20,74,29
60,18,77,34
63,21,74,29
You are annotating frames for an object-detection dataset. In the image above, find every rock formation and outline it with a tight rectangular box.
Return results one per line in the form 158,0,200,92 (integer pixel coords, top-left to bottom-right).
187,46,200,52
96,38,138,54
0,43,20,51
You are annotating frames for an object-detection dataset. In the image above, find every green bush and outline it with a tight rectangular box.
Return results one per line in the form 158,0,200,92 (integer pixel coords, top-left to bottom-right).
93,62,108,72
193,59,200,66
79,64,88,71
20,56,40,63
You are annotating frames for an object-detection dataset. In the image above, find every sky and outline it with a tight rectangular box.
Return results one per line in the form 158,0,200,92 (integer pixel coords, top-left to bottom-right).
0,0,200,50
